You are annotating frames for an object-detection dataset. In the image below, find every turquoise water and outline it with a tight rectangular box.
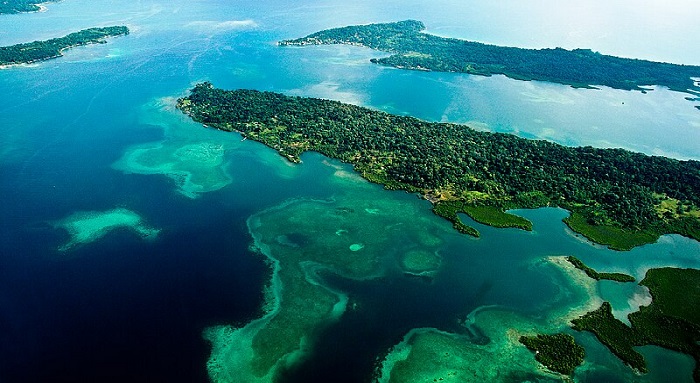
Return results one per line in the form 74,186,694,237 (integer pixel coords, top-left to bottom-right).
1,1,699,382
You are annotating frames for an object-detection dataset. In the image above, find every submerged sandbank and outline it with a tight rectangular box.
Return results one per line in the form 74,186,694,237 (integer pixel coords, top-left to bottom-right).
112,98,234,198
52,207,159,251
204,180,449,381
376,310,558,383
375,256,606,382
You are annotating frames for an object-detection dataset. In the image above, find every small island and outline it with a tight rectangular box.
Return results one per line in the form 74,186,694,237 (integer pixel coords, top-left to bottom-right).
0,0,59,14
0,26,129,66
280,20,700,98
572,268,700,381
566,256,635,282
177,83,700,250
519,333,585,375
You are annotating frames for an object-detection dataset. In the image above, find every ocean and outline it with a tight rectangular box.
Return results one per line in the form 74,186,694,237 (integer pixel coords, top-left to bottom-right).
1,1,699,382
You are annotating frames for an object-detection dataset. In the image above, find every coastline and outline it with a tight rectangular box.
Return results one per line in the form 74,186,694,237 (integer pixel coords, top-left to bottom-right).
279,20,700,98
177,84,700,251
544,256,604,327
0,26,129,67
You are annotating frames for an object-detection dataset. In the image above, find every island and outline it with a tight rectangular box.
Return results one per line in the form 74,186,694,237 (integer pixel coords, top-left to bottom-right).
519,333,585,375
279,20,700,97
0,0,58,14
565,256,635,282
0,26,129,66
572,268,700,381
177,83,700,250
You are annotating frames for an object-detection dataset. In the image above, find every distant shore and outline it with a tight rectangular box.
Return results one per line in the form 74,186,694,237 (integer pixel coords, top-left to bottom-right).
0,26,129,66
0,0,59,15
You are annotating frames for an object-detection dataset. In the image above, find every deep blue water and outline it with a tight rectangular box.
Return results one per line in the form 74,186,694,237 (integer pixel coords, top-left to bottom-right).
0,167,265,382
1,1,700,382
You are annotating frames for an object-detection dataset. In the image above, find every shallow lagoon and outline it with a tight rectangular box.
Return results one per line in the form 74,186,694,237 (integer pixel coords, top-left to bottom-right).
1,1,699,382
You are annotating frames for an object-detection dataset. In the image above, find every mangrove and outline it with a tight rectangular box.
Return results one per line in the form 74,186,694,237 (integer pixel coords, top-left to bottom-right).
572,268,700,381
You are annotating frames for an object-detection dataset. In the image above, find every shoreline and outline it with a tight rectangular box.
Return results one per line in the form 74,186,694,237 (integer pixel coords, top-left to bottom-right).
177,84,700,252
0,26,129,67
279,20,700,98
544,255,604,327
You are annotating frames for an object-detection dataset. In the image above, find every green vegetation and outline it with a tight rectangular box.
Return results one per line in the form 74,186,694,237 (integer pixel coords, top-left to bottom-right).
176,83,700,249
639,268,700,325
0,26,129,66
571,302,647,372
431,200,531,237
432,201,480,237
519,333,585,375
564,212,659,251
280,20,700,98
565,256,635,282
572,268,700,381
0,0,58,14
462,205,531,230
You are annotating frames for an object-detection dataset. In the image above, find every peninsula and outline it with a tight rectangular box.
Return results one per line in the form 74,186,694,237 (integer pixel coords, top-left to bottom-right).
0,26,129,66
565,256,635,282
279,20,700,97
0,0,58,14
177,83,700,250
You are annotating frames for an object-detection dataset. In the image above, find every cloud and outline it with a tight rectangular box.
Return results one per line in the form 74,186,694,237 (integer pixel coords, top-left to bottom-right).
186,19,258,32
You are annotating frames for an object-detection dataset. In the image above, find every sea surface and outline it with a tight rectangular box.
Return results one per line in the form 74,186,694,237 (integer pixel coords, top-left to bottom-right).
1,1,699,382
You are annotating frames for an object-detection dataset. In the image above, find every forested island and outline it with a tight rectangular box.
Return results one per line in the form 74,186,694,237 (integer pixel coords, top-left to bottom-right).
279,20,700,97
177,83,700,250
0,26,129,66
519,333,585,375
0,0,58,14
572,268,700,381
